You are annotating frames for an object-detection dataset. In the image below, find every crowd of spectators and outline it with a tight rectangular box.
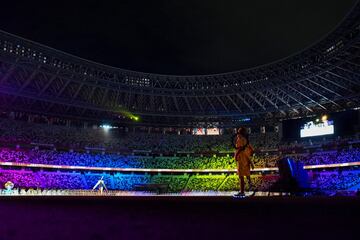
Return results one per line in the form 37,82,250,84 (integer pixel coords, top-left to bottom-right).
0,169,152,190
113,174,151,190
1,116,360,193
0,169,272,192
185,175,226,191
0,148,281,169
0,169,81,189
0,118,121,149
309,171,360,190
0,118,282,152
279,134,360,153
1,168,359,192
1,146,360,170
293,149,360,165
2,116,360,154
151,175,189,192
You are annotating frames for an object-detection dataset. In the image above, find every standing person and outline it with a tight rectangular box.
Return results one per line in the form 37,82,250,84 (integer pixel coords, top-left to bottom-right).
232,127,254,198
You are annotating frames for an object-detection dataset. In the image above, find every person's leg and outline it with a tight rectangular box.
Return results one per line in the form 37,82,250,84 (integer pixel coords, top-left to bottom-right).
234,175,246,197
240,176,245,194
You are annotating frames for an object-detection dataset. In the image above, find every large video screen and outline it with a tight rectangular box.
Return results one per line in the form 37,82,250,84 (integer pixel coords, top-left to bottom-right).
282,110,359,140
207,128,220,135
300,119,334,138
192,128,206,135
192,128,220,135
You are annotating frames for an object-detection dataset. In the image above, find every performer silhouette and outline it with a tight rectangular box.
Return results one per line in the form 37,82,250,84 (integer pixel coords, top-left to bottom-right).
232,127,254,198
92,176,108,194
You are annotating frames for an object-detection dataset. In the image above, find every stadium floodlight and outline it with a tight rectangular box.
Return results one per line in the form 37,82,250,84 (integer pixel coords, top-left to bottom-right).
99,125,118,130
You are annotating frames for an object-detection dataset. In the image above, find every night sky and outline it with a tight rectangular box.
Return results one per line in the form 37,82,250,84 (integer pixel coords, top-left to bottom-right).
0,0,357,75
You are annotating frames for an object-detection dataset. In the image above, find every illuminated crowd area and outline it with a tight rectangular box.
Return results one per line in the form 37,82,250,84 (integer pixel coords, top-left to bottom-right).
0,114,360,194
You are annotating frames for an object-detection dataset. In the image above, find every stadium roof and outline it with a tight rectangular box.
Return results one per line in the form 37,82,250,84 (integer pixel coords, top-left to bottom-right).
0,1,357,75
0,2,359,126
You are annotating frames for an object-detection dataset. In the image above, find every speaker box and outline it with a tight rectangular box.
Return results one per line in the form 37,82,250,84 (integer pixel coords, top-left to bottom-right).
274,158,309,193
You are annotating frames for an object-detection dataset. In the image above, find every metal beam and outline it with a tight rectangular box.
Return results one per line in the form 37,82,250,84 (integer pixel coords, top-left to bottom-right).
297,81,340,106
38,70,61,96
172,96,180,112
183,96,192,112
269,89,299,113
0,62,17,85
246,92,266,110
226,95,242,113
195,96,204,112
18,68,40,93
287,85,327,110
258,91,278,109
236,94,254,112
277,87,313,112
216,96,229,112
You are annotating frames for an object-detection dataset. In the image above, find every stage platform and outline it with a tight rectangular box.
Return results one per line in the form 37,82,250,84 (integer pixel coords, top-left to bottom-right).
0,193,359,240
0,188,356,197
0,189,284,197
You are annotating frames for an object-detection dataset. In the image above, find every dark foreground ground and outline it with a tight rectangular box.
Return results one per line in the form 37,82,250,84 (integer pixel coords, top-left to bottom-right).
0,196,359,240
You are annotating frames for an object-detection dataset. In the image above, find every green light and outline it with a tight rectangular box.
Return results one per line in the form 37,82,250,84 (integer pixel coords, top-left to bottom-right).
129,115,140,121
112,106,140,122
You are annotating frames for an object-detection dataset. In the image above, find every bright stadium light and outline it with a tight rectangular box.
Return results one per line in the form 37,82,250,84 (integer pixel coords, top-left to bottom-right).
113,105,140,122
99,125,118,130
130,116,140,121
321,115,328,122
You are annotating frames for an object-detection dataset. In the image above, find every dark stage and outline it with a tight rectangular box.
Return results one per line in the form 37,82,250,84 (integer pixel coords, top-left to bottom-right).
0,196,359,240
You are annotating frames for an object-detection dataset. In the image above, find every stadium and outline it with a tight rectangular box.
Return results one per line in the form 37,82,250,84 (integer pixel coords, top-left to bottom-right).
0,1,360,239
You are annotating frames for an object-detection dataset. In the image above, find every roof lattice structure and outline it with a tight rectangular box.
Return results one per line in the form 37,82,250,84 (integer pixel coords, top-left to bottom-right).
0,3,359,126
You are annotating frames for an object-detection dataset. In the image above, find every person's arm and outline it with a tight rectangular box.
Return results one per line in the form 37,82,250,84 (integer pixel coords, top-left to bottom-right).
231,134,238,149
234,150,238,159
248,144,254,156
